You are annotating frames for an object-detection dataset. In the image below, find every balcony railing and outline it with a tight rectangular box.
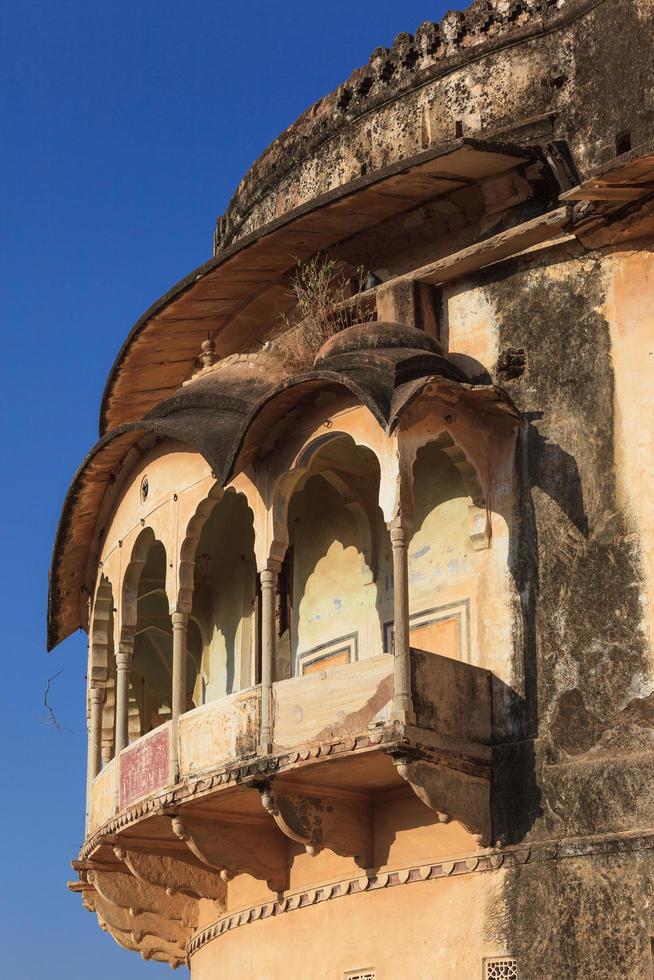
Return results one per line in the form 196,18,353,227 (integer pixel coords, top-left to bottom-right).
87,649,491,836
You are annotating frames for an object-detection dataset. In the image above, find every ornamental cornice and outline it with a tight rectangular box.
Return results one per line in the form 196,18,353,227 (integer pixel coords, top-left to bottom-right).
80,722,491,859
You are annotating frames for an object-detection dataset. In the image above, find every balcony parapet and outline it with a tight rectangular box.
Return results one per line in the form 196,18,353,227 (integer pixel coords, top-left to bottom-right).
77,649,493,967
86,651,492,844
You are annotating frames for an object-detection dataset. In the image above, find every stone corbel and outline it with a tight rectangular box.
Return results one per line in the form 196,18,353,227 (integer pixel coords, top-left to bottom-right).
468,503,491,550
113,846,225,907
394,757,490,846
96,914,186,969
86,868,197,929
92,889,189,948
171,814,288,893
259,783,373,868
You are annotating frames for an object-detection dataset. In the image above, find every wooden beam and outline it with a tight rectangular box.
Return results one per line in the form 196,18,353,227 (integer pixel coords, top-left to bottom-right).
403,207,569,287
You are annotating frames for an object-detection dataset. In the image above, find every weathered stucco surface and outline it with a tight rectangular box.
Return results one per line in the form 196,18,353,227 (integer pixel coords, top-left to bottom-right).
57,0,654,975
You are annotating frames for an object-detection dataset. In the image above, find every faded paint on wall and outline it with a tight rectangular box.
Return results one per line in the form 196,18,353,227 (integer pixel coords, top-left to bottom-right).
191,493,257,702
119,724,169,808
178,688,260,776
272,654,392,750
288,475,382,670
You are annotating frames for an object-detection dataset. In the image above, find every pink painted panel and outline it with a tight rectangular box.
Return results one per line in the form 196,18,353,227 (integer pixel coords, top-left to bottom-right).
120,725,169,808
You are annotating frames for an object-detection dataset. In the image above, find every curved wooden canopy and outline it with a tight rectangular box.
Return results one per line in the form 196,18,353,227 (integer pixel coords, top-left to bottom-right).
99,138,542,435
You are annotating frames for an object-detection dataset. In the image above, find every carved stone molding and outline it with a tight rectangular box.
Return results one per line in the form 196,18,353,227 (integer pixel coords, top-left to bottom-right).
86,868,197,928
172,814,288,892
259,782,373,867
113,846,226,906
84,877,189,968
394,757,491,846
188,827,654,958
81,720,494,862
91,890,189,947
97,915,186,968
80,722,489,861
186,845,526,959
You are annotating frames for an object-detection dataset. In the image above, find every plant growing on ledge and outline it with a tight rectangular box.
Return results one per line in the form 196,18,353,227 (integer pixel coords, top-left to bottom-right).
274,253,374,371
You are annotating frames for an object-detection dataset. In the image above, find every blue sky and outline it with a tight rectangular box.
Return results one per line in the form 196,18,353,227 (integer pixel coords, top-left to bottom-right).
0,2,454,974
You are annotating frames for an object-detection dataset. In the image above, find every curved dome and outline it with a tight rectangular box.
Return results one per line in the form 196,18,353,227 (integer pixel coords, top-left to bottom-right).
313,319,467,389
314,321,441,361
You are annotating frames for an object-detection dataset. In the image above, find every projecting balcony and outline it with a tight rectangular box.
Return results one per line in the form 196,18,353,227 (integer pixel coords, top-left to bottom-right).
76,647,493,967
87,648,492,854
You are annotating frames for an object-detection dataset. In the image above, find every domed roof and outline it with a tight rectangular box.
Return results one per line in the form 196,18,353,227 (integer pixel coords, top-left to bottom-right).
313,320,467,388
314,321,441,361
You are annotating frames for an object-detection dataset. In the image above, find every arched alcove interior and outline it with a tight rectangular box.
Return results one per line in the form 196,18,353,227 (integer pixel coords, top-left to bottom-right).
131,538,174,735
190,492,257,704
407,438,476,662
280,434,386,679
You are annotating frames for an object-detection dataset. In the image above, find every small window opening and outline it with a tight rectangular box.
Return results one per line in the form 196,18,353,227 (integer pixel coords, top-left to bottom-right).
484,958,518,979
140,475,149,503
455,119,464,137
344,972,375,980
615,131,632,155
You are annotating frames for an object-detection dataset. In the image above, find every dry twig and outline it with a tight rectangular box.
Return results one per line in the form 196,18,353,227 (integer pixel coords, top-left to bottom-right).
44,669,64,731
273,254,374,371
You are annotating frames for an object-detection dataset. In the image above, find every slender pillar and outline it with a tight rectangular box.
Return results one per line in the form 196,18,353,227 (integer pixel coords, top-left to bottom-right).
87,686,105,781
259,564,279,754
390,522,415,723
170,610,189,783
113,634,133,812
86,685,105,833
115,635,134,757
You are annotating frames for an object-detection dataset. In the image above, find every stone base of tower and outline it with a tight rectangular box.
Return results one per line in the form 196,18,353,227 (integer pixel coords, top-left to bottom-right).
189,851,504,979
187,838,654,980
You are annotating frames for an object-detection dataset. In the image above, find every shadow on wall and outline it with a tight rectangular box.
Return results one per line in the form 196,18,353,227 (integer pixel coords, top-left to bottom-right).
287,460,385,674
191,493,257,702
492,411,590,847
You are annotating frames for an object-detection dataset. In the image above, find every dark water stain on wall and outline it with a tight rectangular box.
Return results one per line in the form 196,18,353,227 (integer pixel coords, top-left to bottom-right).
472,252,653,976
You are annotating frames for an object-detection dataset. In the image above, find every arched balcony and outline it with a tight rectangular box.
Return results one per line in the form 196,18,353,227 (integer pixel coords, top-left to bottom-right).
85,391,516,823
69,318,522,965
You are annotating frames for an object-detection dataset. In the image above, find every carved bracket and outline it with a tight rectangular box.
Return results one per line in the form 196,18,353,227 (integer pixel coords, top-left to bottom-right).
92,890,189,948
97,915,186,968
394,757,490,847
114,846,225,907
172,813,288,893
84,872,190,968
259,782,373,868
86,868,197,929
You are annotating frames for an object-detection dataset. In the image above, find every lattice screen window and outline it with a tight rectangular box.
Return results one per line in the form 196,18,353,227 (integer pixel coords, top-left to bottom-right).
484,957,518,979
344,971,375,980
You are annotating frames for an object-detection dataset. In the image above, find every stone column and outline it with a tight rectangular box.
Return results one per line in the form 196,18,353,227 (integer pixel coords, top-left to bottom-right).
87,686,105,781
259,564,279,754
86,685,105,833
115,634,134,757
114,633,133,812
170,610,189,783
390,522,415,723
